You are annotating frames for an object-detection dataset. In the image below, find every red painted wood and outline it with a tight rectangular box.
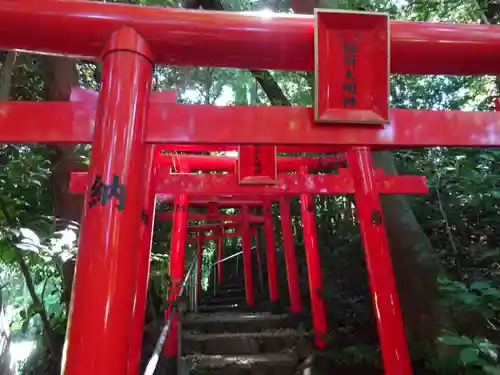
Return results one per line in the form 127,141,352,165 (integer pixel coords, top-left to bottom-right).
315,11,389,124
2,103,500,148
2,0,500,75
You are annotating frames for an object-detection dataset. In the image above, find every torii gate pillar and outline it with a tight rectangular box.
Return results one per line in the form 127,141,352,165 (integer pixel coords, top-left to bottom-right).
62,28,153,375
263,199,278,302
279,197,302,313
127,147,158,375
196,233,204,301
164,166,190,362
299,167,327,349
348,148,412,375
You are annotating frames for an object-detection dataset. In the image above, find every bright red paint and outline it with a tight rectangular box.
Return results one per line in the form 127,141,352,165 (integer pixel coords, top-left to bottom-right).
160,145,349,153
263,199,278,301
4,3,486,373
164,199,268,207
348,148,412,375
71,85,176,104
3,102,500,148
154,170,427,196
145,106,500,147
157,212,265,223
196,233,204,300
70,168,428,196
299,167,327,349
279,197,302,313
3,0,500,75
254,227,263,293
159,154,345,172
238,145,278,184
315,11,389,124
61,28,153,375
127,147,158,375
164,169,190,357
241,205,255,306
217,229,224,284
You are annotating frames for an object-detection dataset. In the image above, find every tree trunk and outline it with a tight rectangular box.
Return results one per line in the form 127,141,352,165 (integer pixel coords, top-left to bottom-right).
372,151,448,348
41,55,83,315
0,291,13,375
41,56,83,226
0,51,16,101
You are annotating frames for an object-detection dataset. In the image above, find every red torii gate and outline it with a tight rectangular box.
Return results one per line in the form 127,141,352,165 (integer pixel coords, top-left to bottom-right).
72,153,427,350
71,150,346,317
1,2,499,375
159,197,274,301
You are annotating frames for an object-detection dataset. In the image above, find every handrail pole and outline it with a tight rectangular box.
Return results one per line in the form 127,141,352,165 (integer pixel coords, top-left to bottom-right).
191,258,196,312
236,256,239,278
213,266,216,297
143,257,196,375
193,258,197,310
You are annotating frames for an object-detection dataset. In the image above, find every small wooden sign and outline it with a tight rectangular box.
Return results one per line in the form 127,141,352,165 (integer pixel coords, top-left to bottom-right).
237,145,277,185
314,10,390,124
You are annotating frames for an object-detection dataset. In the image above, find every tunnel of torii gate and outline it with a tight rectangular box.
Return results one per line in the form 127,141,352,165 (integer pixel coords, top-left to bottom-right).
70,142,428,354
2,1,500,375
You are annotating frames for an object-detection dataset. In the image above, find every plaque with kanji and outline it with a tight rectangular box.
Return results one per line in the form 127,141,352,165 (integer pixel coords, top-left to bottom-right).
314,9,390,124
238,145,277,185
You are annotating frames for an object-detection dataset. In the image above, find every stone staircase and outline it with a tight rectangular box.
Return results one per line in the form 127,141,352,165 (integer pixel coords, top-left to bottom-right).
179,282,310,375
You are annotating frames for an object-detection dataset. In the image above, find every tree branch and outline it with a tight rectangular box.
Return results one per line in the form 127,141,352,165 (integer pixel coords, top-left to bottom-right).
0,195,56,356
184,0,291,106
0,51,17,101
0,51,58,356
249,70,291,106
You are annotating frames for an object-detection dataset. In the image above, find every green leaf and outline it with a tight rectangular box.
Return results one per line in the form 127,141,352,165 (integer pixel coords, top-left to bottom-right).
460,347,479,365
491,190,500,199
480,153,495,161
470,281,490,291
483,365,500,375
438,334,473,346
457,292,479,305
480,308,495,320
483,288,500,299
21,320,29,334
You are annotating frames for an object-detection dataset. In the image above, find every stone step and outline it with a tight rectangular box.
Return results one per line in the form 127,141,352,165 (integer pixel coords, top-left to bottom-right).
182,329,300,355
198,304,242,313
201,296,245,306
217,287,245,295
182,312,297,334
181,353,297,375
201,290,245,301
216,283,244,291
197,302,279,314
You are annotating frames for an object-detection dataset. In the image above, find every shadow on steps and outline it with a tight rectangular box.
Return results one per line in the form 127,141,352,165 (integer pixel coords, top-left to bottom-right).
179,283,314,375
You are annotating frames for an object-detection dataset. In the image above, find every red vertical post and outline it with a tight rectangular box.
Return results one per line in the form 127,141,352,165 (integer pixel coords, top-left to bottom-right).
254,227,262,271
196,232,204,299
241,205,254,306
253,227,265,296
62,27,153,375
299,166,327,349
279,196,302,313
347,147,412,375
164,164,190,359
217,228,224,284
127,147,158,375
263,199,278,302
